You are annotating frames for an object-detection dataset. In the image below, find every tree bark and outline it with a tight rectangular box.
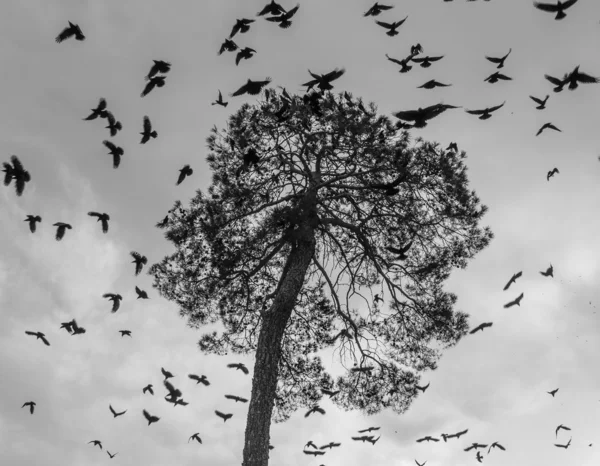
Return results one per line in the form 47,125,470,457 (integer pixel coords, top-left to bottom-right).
241,223,316,466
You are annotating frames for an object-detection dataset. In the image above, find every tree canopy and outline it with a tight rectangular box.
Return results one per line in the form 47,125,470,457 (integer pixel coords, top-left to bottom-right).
149,88,492,463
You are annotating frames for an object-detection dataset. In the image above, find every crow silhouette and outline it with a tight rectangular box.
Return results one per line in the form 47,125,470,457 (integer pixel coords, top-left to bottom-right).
225,394,248,403
358,427,380,433
465,102,505,120
52,222,72,241
387,241,413,260
266,4,300,28
119,330,132,337
227,362,249,374
488,442,506,453
102,293,122,313
394,103,460,127
547,168,559,180
530,94,549,109
212,90,228,107
320,442,342,449
417,436,439,442
88,440,102,449
376,17,408,36
554,437,572,448
540,264,553,277
534,0,579,20
143,409,160,426
177,165,193,185
140,116,158,144
232,78,272,97
147,60,171,79
109,404,127,418
102,140,124,168
305,440,318,449
130,251,148,275
412,55,444,68
3,155,31,196
135,286,149,299
418,79,451,89
563,65,600,90
141,76,166,98
464,443,487,451
503,292,524,308
88,212,110,233
257,0,286,16
218,39,238,55
230,19,255,38
415,382,430,392
484,71,512,83
104,111,122,137
536,122,561,136
503,271,522,290
107,451,117,459
162,367,175,381
22,401,36,414
470,322,493,334
547,388,559,397
305,405,326,417
364,2,394,16
188,374,210,385
352,435,375,442
302,68,345,92
189,433,202,444
165,396,189,407
485,48,512,68
215,410,233,422
446,142,458,153
143,384,154,395
385,53,415,73
83,98,108,120
56,21,85,43
24,215,41,233
321,388,340,397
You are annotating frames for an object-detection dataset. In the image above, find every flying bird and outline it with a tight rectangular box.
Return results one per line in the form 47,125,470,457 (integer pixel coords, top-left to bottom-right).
530,94,549,109
22,401,36,414
188,374,210,385
548,388,559,397
554,437,572,448
305,440,318,449
143,384,154,395
257,0,286,16
162,367,175,380
321,388,340,397
385,53,415,73
393,103,460,128
107,451,117,459
302,68,346,91
446,142,458,153
61,319,86,335
232,78,272,97
56,21,85,43
470,322,493,334
135,286,149,299
146,60,171,79
3,155,31,196
488,442,506,453
177,165,193,185
218,39,238,55
266,4,300,28
418,79,451,89
464,443,488,452
540,264,553,277
412,55,444,68
416,436,439,443
189,433,202,444
358,427,380,433
415,461,426,466
503,271,522,290
104,111,122,137
225,394,248,403
545,73,567,92
109,404,127,418
556,424,571,437
143,409,160,426
83,98,108,120
503,292,524,308
533,0,579,20
215,410,233,422
320,442,342,449
227,362,249,374
485,48,512,68
230,18,255,38
547,168,559,180
465,101,505,120
52,222,73,241
141,76,166,98
415,382,430,393
88,212,110,233
88,440,102,449
476,451,484,463
376,17,409,36
102,140,124,169
563,65,600,90
140,116,158,144
165,396,189,407
450,429,469,439
212,90,228,107
305,405,326,417
352,435,376,442
130,251,148,275
119,330,132,337
24,215,41,233
303,450,325,456
484,71,512,83
364,2,394,16
536,122,561,136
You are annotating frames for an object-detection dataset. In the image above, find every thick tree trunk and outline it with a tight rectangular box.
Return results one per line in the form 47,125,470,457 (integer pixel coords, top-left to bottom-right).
241,224,316,466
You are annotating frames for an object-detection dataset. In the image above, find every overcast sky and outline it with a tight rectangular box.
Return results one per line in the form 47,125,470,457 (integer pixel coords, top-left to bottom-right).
2,0,600,465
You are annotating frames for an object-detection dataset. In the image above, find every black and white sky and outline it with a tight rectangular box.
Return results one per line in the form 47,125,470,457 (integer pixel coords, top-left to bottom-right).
2,0,600,465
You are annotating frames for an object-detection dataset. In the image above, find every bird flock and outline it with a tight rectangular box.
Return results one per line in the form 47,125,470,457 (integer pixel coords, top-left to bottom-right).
6,0,599,464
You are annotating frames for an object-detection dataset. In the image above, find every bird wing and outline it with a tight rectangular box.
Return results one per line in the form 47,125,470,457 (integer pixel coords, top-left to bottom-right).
231,82,249,96
55,26,74,43
375,20,393,29
529,95,542,104
544,74,564,86
393,109,421,121
574,71,600,83
487,101,506,112
533,2,559,12
103,140,117,151
485,55,502,63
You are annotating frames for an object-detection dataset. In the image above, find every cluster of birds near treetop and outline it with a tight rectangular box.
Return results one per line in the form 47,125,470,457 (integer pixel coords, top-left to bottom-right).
4,0,600,465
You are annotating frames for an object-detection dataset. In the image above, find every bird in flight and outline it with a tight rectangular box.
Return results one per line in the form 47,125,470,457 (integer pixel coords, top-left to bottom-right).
530,94,549,109
488,442,506,453
83,98,108,120
189,433,202,444
107,451,117,459
394,103,460,128
376,17,409,36
109,404,127,418
485,48,512,68
358,427,380,433
417,79,451,89
103,293,123,313
305,440,318,449
88,440,102,449
412,55,444,68
562,65,600,91
302,68,346,92
104,111,122,137
212,90,228,107
547,168,559,181
536,122,561,136
52,222,72,241
534,0,579,20
503,271,522,291
88,212,110,233
61,319,86,335
303,449,325,456
135,286,149,299
56,21,85,43
25,331,50,346
230,18,255,38
545,73,568,92
503,292,524,308
321,388,340,397
449,429,469,440
554,437,572,448
265,4,300,28
227,362,249,374
146,60,171,80
556,424,571,437
22,401,36,414
416,436,439,443
189,374,210,385
385,53,416,73
446,142,458,153
484,71,513,83
465,101,505,120
3,155,31,196
540,264,553,277
102,141,124,169
231,78,272,97
215,410,233,422
364,2,394,16
547,388,559,397
415,461,426,466
119,330,132,337
225,394,248,403
470,322,493,334
415,382,430,393
464,443,488,452
143,409,160,426
140,116,158,144
162,367,175,380
141,76,166,98
130,251,148,276
165,396,189,407
235,47,257,66
24,215,41,233
176,165,193,185
218,39,238,55
143,384,154,395
257,0,286,16
320,442,342,449
305,405,326,417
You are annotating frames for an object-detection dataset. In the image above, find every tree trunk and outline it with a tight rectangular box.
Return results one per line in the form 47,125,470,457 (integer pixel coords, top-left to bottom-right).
241,224,316,466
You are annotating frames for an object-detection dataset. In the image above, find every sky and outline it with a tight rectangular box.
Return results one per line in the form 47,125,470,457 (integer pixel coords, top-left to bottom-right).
1,0,600,465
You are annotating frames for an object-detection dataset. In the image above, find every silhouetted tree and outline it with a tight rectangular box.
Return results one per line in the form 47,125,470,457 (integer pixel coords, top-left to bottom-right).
149,89,493,466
